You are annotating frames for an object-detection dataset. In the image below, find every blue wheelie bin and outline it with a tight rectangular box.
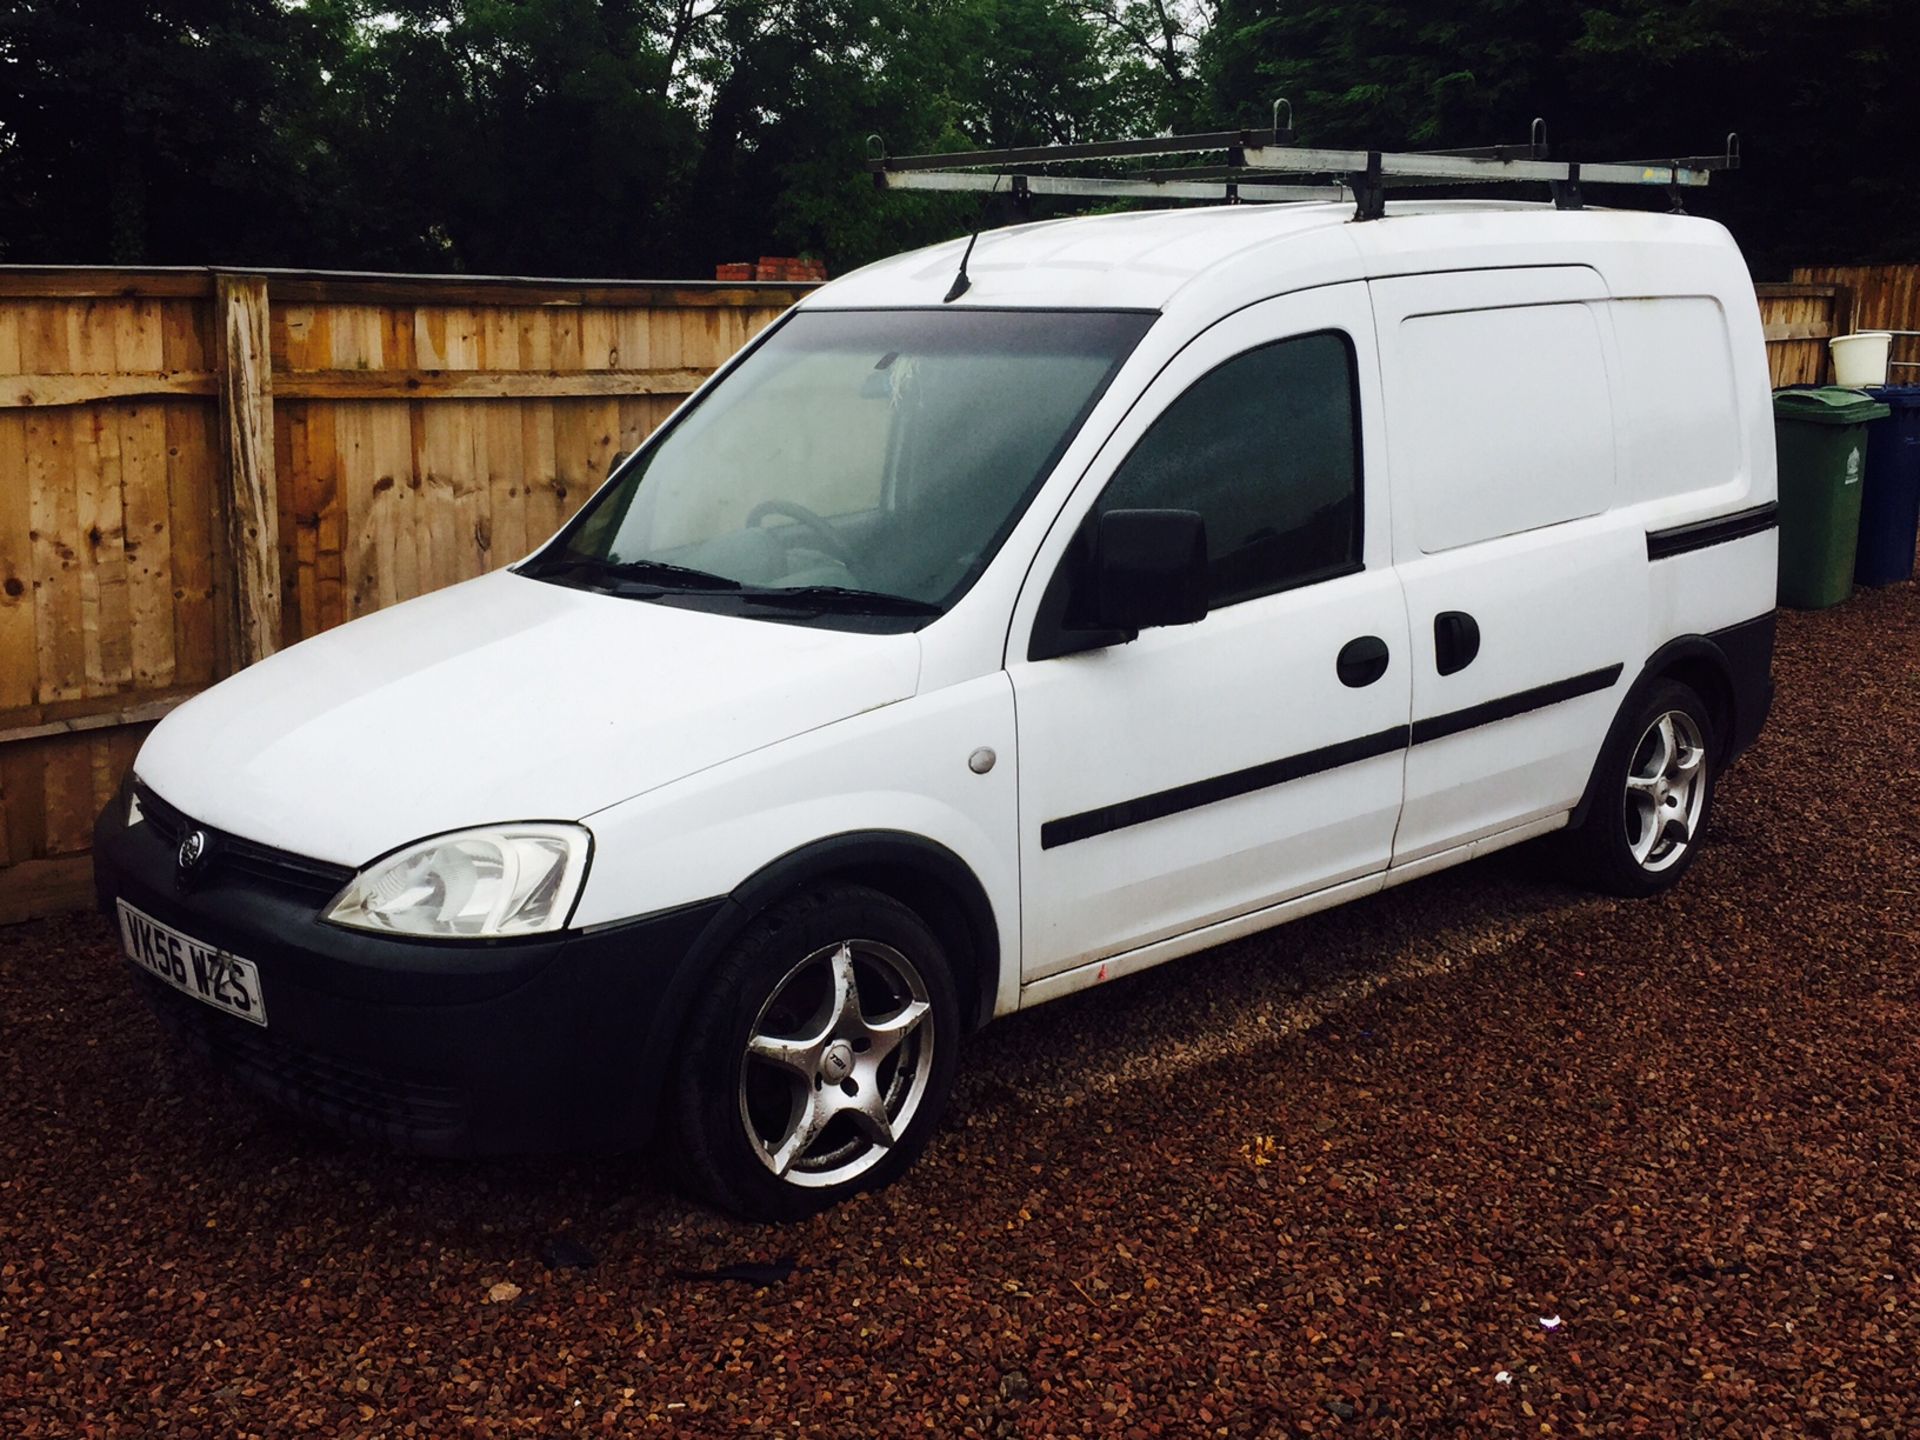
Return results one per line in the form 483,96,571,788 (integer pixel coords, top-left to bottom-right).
1855,386,1920,586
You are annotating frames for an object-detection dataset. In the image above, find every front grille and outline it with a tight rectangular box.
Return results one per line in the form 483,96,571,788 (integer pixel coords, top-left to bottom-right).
139,783,357,903
142,978,471,1150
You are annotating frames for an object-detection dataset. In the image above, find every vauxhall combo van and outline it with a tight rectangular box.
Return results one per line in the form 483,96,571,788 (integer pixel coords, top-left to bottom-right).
96,200,1777,1219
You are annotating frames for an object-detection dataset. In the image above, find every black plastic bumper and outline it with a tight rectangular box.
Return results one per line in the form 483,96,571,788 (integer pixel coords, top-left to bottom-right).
93,797,722,1156
1712,611,1776,761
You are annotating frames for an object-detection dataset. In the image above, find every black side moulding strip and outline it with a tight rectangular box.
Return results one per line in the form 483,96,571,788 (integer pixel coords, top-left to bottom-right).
1646,502,1779,561
1040,664,1627,849
1410,665,1624,746
1040,725,1409,849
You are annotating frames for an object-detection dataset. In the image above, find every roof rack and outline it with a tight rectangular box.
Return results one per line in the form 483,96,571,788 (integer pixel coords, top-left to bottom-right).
867,106,1740,222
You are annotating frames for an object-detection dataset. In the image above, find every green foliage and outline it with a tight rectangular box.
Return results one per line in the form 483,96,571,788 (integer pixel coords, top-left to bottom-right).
1562,0,1920,269
317,0,693,271
1,0,1915,276
0,0,1180,271
0,0,359,263
1201,0,1575,142
1198,0,1920,272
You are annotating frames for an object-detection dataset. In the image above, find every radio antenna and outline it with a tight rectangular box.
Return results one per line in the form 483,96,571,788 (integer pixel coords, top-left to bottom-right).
944,167,1007,303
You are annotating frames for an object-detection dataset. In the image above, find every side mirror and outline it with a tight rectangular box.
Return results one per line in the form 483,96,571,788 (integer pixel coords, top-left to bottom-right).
1091,508,1209,634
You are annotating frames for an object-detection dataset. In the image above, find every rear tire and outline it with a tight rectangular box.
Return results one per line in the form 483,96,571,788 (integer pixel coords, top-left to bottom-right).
669,884,960,1221
1557,679,1717,898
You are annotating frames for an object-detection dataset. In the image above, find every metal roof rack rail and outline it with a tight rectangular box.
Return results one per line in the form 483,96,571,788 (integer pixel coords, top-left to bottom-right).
866,108,1739,222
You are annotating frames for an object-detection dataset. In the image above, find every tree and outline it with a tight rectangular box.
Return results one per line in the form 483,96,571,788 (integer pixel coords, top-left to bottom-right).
1197,0,1920,273
4,0,1912,275
319,0,693,272
1199,1,1582,144
659,0,1166,270
0,0,357,263
1566,0,1920,270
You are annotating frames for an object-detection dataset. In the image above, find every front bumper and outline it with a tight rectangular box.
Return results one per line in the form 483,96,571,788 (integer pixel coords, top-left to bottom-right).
93,793,721,1156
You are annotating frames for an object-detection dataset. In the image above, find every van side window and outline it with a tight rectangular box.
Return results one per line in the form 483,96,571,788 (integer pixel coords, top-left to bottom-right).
1098,331,1363,608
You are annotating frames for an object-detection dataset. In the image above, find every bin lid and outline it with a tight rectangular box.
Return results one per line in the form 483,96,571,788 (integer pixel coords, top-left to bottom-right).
1772,386,1893,425
1866,384,1920,412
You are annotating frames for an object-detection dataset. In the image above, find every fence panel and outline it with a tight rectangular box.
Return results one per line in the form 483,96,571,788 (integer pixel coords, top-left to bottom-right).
1792,264,1920,382
1755,282,1849,388
0,275,228,918
0,268,809,921
265,286,789,643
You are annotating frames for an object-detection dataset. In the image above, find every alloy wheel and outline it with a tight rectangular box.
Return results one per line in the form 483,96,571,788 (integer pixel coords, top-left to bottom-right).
1623,709,1708,873
737,939,935,1188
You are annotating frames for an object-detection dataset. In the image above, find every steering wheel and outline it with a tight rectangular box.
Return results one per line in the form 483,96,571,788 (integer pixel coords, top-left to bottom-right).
744,499,854,567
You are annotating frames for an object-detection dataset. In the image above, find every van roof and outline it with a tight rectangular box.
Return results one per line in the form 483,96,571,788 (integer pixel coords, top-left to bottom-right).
806,200,1736,314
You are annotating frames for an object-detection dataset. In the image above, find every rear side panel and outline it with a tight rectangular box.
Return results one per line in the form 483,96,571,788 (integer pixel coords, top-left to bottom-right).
1608,229,1779,750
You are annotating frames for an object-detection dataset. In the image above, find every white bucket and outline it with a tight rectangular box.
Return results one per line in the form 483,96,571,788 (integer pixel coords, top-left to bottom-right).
1830,331,1893,388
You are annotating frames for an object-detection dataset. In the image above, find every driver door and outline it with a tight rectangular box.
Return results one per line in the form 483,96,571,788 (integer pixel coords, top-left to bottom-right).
1006,284,1409,986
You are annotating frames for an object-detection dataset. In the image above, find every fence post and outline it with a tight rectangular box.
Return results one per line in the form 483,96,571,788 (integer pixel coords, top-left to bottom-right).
213,272,281,667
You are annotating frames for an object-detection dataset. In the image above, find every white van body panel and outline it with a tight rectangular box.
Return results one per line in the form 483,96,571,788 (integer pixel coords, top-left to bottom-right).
1389,520,1644,862
1381,268,1617,554
574,673,1024,1018
814,203,1356,314
1651,529,1781,640
134,569,922,868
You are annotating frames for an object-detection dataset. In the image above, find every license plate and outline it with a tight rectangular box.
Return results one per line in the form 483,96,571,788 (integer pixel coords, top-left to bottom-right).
117,899,269,1027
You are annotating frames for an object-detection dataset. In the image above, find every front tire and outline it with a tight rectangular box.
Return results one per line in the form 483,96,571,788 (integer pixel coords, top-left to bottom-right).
669,884,960,1220
1558,679,1717,898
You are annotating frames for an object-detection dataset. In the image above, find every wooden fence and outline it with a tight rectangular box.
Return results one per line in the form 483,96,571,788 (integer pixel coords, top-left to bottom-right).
1758,268,1920,386
1756,282,1854,388
1790,265,1920,383
0,267,812,923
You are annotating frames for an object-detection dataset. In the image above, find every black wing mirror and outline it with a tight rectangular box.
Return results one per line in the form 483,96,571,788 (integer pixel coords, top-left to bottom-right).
1091,508,1209,634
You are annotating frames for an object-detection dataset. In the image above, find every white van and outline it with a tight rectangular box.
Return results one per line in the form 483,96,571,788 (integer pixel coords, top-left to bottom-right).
96,200,1778,1218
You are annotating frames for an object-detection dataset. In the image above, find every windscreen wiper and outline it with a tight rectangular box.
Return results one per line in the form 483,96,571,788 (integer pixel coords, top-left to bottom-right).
735,585,943,616
523,554,742,590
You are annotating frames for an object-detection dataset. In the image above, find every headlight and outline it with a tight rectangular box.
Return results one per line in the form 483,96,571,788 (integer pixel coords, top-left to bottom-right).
125,775,146,828
324,823,592,939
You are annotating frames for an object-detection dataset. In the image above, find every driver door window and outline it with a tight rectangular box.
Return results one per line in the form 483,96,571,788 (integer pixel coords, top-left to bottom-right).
1099,331,1362,605
1036,331,1363,655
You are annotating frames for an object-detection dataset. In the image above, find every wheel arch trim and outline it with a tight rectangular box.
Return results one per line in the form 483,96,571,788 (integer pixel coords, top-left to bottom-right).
638,831,1002,1086
1569,619,1771,828
723,831,1004,1033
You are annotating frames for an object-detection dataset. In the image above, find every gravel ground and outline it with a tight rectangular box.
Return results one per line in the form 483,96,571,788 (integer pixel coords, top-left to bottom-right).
4,583,1918,1438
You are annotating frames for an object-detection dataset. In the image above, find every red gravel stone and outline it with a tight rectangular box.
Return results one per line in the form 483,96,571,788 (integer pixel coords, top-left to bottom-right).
3,583,1918,1436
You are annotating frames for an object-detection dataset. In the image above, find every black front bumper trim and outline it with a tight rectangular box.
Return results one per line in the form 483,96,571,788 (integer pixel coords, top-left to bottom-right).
95,796,722,1156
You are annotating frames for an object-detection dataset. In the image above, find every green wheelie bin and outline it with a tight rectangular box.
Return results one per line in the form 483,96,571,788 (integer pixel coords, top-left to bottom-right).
1772,387,1891,609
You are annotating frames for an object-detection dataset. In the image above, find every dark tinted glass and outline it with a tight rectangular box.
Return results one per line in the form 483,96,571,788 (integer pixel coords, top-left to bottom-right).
1099,331,1361,608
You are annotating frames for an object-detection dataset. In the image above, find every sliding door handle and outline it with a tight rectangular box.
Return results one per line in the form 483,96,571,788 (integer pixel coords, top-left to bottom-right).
1435,611,1481,676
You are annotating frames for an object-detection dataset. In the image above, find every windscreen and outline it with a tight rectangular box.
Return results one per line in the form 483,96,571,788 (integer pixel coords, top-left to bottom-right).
525,308,1154,626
